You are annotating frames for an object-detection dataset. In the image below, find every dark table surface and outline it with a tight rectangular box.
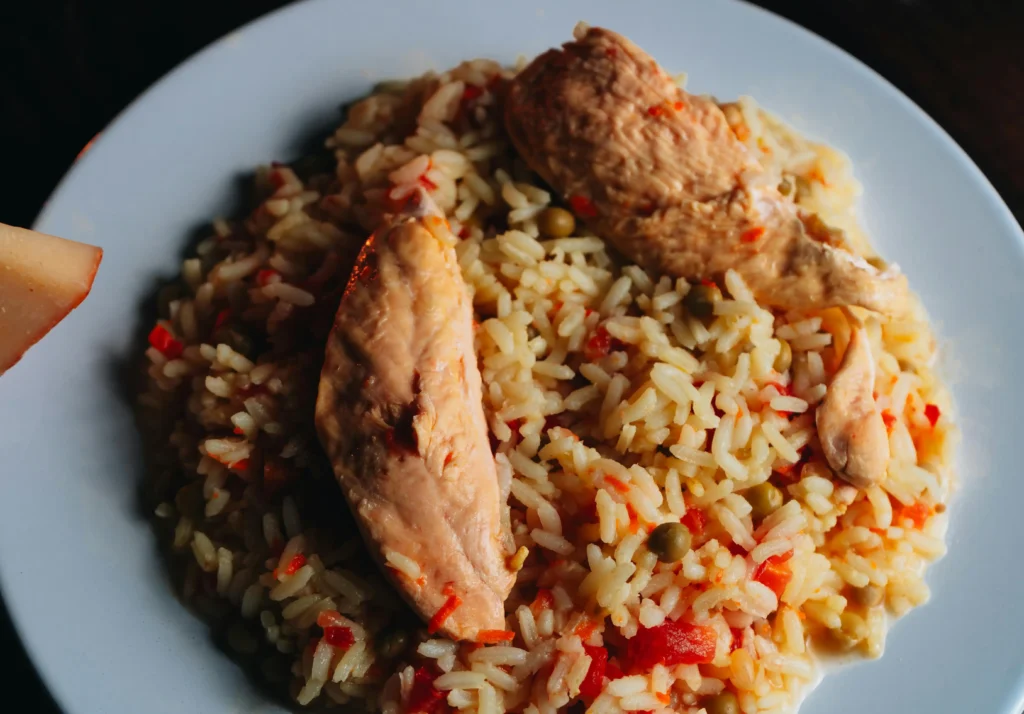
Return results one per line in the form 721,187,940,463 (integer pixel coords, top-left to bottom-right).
1,1,1022,711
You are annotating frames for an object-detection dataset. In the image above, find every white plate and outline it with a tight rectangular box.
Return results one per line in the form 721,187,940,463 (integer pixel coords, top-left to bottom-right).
3,1,1023,712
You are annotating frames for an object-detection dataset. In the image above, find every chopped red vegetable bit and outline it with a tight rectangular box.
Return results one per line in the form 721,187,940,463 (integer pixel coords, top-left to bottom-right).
462,84,484,102
427,593,462,634
579,644,608,699
603,475,631,494
407,666,446,714
626,503,640,533
647,104,665,117
680,507,706,537
418,174,438,191
881,410,897,432
255,268,280,287
924,403,941,427
316,610,344,628
752,551,793,598
213,309,232,331
531,588,555,613
283,554,307,576
148,324,183,359
585,325,626,362
574,618,598,640
767,381,791,397
729,627,745,652
700,278,716,288
899,501,933,529
230,458,250,472
740,226,766,243
625,620,717,670
673,101,684,111
605,660,623,681
324,625,355,649
569,195,598,218
476,629,516,644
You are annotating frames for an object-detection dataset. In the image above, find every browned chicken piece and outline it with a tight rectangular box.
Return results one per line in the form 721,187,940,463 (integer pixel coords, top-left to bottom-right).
504,26,908,313
315,192,515,641
816,324,890,488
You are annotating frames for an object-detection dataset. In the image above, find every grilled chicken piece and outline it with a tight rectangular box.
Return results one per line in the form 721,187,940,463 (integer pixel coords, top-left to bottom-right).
505,26,908,313
816,322,889,488
315,193,515,641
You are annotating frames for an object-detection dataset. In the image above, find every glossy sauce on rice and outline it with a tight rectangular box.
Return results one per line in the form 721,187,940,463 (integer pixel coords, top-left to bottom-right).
139,53,956,714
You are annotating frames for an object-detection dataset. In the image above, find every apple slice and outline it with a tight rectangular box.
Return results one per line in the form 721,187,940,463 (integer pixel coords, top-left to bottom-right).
0,222,103,375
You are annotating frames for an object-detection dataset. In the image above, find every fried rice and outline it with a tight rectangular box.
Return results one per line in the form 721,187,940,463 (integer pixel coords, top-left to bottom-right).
138,47,957,714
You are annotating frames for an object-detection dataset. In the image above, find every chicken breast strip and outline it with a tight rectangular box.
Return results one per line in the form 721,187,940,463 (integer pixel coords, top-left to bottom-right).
505,25,908,313
315,193,515,641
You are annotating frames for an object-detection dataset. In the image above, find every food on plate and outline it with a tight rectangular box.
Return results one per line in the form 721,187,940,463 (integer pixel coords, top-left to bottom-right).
139,23,955,714
815,314,889,489
505,27,908,314
0,222,102,375
315,191,516,641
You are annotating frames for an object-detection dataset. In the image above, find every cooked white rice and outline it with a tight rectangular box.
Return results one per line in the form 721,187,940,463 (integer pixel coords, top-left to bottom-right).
139,53,956,714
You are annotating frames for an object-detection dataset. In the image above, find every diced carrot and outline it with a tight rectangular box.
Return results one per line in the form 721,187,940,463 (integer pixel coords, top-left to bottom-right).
807,167,829,186
427,593,462,634
574,618,599,640
316,610,344,628
603,475,631,494
899,502,933,529
881,410,897,432
475,629,516,644
284,554,306,576
531,588,555,613
626,503,640,533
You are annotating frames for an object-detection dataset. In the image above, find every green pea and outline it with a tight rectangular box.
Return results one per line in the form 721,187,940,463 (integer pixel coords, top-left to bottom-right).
537,207,576,238
747,483,784,521
647,522,692,563
851,584,884,608
704,691,740,714
683,283,722,320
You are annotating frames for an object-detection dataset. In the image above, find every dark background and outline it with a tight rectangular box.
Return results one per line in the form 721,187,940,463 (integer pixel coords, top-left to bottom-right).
1,1,1022,711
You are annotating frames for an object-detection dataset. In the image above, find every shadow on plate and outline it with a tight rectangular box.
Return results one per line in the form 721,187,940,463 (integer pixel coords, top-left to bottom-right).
103,101,420,712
